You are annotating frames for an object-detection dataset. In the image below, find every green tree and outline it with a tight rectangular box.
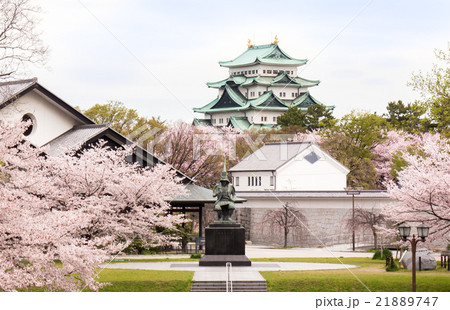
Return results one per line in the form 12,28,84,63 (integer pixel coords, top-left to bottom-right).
320,111,388,189
409,43,450,136
277,105,335,131
384,100,430,133
83,101,166,145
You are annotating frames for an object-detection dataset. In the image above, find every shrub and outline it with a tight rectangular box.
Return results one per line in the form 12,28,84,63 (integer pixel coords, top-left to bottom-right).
372,250,381,260
190,254,202,259
383,248,393,258
386,261,399,272
372,248,393,260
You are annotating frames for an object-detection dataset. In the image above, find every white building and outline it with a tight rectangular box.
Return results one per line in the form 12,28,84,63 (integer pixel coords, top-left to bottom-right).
229,142,349,191
228,142,392,247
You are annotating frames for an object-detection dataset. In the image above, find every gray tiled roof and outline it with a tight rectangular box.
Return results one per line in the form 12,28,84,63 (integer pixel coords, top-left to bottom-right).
171,184,246,203
229,142,313,172
44,124,109,156
0,78,37,104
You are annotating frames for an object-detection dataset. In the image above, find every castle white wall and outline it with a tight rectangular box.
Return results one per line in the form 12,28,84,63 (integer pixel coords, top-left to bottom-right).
229,65,298,77
0,90,82,146
210,111,246,126
268,85,301,100
245,110,282,124
245,86,269,99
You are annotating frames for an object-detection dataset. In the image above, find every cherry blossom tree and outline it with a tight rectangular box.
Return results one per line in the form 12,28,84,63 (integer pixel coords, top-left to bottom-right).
385,138,450,242
0,0,47,78
0,122,185,291
150,122,239,187
346,206,386,249
261,203,307,248
372,130,442,184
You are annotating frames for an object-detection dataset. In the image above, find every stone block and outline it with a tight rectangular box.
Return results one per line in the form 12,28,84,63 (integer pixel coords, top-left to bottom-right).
400,248,437,270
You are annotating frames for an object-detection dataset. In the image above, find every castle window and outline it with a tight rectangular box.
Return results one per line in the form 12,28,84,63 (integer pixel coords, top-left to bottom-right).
235,177,239,186
258,91,261,96
248,177,250,186
267,70,272,74
273,116,276,122
22,114,35,136
292,92,295,97
252,70,256,74
263,70,266,74
259,176,261,186
270,176,274,186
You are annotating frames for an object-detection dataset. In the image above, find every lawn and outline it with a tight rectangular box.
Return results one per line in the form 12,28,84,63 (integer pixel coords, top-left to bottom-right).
94,257,450,292
255,257,450,292
97,269,193,292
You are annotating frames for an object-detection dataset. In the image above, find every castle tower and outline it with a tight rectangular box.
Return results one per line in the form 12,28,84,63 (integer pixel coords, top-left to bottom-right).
193,40,333,130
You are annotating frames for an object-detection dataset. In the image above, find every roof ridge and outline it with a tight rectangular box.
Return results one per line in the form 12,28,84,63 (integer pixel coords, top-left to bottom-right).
0,77,37,86
73,123,109,129
248,43,276,49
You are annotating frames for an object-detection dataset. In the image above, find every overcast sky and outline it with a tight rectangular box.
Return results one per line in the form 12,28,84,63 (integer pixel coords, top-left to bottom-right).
31,0,450,122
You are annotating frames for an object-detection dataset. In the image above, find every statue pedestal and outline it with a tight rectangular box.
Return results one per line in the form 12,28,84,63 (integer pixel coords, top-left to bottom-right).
199,223,251,266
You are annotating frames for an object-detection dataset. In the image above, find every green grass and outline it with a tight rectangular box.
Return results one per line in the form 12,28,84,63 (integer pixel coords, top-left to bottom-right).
256,257,450,292
12,257,448,292
97,269,193,292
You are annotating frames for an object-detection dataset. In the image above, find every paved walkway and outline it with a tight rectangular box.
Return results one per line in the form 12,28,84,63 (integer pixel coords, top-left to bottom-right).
116,244,375,260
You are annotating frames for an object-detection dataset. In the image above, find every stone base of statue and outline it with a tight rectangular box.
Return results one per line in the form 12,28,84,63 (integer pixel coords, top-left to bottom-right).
199,223,251,266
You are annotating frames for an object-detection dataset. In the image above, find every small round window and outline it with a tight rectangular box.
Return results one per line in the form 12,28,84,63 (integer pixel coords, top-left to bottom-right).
22,114,35,136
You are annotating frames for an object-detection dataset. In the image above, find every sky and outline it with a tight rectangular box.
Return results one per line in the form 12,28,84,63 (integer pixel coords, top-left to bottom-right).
29,0,450,122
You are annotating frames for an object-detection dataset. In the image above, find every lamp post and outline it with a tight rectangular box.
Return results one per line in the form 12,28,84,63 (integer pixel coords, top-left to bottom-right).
398,223,430,292
345,187,363,251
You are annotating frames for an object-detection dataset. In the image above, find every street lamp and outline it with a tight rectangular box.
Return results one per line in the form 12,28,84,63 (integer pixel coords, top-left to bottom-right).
398,223,430,292
345,187,363,251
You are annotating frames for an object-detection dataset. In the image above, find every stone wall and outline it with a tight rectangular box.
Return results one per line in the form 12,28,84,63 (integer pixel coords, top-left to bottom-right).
237,206,378,247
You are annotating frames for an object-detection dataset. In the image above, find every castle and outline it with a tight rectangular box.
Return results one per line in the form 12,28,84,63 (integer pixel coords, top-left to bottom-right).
193,38,333,130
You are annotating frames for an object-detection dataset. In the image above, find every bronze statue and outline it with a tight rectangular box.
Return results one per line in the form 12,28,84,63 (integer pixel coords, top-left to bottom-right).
212,160,236,223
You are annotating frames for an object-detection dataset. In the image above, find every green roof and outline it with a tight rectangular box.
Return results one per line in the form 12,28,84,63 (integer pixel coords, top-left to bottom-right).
219,44,307,68
292,92,335,110
248,91,289,109
229,116,251,130
194,87,290,114
206,76,247,88
207,72,319,89
228,116,281,131
272,71,320,87
193,118,212,126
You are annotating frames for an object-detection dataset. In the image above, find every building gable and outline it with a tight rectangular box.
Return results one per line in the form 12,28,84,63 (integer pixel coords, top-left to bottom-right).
276,144,349,191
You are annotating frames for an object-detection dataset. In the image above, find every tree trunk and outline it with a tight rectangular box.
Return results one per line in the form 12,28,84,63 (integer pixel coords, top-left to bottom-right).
284,227,288,248
372,229,378,250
